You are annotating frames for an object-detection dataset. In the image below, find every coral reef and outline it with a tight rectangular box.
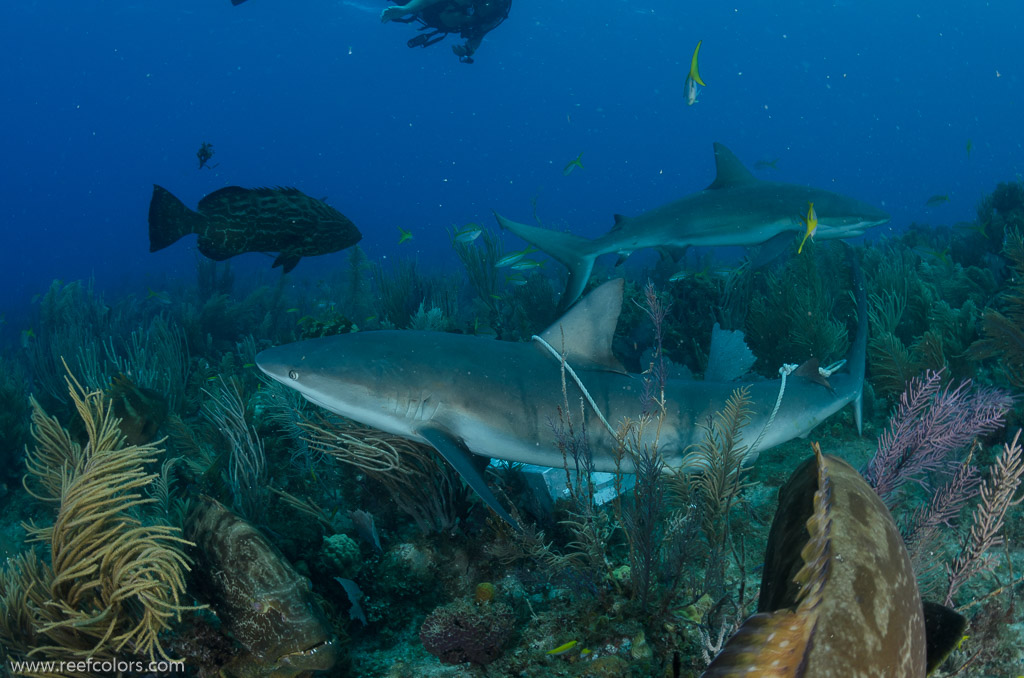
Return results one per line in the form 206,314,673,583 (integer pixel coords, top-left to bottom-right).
419,597,515,666
0,375,193,664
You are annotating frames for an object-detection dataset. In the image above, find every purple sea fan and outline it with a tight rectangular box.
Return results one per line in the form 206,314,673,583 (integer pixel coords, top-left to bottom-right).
419,598,514,666
863,369,1012,505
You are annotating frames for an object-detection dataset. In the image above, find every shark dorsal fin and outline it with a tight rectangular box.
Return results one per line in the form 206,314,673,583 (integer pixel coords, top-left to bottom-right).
707,142,759,190
538,278,626,374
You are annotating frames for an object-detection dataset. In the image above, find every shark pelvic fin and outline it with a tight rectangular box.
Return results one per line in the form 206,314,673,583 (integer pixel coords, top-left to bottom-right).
538,279,627,374
707,143,759,190
419,427,520,531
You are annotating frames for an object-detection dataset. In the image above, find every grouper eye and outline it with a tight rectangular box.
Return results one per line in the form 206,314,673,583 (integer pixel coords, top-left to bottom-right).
288,370,299,380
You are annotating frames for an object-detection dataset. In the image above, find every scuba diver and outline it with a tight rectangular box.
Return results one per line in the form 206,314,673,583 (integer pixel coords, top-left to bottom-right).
381,0,511,64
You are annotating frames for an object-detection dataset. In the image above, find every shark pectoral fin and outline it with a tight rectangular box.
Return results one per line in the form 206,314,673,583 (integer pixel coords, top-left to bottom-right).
748,230,799,269
659,245,688,263
418,427,520,531
922,601,966,674
273,252,302,273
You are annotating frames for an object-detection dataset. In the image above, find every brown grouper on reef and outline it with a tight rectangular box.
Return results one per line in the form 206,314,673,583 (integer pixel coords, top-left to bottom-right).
148,185,361,273
187,497,340,678
702,446,965,677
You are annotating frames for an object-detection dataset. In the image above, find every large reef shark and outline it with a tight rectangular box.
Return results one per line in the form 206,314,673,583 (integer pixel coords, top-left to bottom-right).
702,445,964,677
257,254,867,527
495,142,889,307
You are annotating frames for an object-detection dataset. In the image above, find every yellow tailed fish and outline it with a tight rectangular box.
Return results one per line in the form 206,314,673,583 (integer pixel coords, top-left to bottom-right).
563,152,584,176
546,640,577,656
397,227,413,244
797,201,817,254
684,40,706,106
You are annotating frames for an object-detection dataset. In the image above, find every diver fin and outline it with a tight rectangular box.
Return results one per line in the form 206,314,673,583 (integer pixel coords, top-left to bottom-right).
538,278,626,374
148,185,203,252
419,427,520,530
273,252,301,273
707,143,759,190
922,601,966,674
494,210,598,309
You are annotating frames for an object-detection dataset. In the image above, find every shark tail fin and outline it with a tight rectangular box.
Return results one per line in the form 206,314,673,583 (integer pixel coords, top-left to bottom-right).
148,185,202,252
494,211,599,307
845,243,867,434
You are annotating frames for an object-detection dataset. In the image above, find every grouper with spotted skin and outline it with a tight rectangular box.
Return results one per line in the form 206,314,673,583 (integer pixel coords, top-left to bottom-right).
702,446,964,677
148,184,361,273
188,497,340,678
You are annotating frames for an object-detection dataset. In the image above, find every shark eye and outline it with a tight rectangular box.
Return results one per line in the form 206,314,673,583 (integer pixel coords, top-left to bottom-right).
288,370,299,380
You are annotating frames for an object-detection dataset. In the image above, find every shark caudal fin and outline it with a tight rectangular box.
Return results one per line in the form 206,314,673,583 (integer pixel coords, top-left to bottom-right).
845,243,868,434
148,185,203,252
494,211,599,308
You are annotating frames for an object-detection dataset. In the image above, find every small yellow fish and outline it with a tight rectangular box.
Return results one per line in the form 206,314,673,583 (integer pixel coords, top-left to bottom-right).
454,223,483,243
242,363,256,369
495,247,537,268
925,194,950,207
956,634,969,651
510,259,542,271
563,152,584,176
684,40,706,106
546,640,578,656
398,227,413,244
286,307,300,313
966,138,973,160
146,288,171,305
798,202,817,254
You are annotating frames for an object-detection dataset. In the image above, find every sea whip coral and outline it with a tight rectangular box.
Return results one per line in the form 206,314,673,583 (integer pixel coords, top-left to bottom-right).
863,369,1011,504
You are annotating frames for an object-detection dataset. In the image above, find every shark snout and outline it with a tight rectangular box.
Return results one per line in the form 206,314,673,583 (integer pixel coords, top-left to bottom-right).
255,347,294,384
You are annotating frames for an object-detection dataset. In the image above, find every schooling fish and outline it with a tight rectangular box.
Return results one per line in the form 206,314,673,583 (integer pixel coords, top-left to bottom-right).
454,222,483,243
702,446,964,677
148,185,362,273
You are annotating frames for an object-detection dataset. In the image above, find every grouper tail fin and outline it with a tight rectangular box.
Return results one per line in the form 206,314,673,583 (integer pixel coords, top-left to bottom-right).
148,185,203,252
494,211,598,308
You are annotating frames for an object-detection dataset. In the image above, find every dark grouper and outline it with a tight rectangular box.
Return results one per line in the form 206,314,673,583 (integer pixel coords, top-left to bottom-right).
188,497,340,677
148,184,362,273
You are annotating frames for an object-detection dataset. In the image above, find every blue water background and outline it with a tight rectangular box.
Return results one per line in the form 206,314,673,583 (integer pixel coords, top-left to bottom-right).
1,0,1021,329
